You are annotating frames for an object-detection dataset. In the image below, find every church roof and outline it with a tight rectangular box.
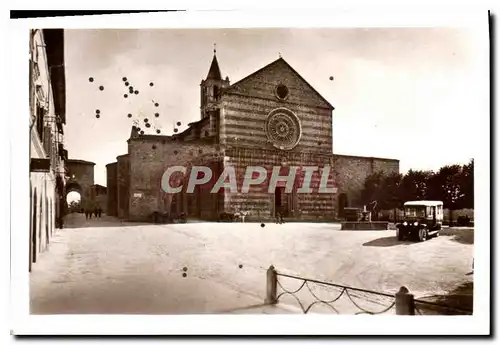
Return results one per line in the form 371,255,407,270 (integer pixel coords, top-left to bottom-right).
222,57,334,110
206,54,222,80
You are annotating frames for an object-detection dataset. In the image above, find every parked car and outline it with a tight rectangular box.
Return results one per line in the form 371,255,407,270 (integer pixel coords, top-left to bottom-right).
396,200,444,242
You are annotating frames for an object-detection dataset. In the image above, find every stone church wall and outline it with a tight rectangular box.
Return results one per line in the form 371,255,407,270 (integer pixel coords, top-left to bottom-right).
116,154,130,219
220,94,333,154
224,147,338,221
106,162,118,216
220,58,333,155
127,137,219,221
334,154,400,209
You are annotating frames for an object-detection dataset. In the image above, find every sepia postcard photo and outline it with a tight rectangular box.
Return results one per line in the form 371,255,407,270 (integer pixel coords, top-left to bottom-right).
8,8,491,336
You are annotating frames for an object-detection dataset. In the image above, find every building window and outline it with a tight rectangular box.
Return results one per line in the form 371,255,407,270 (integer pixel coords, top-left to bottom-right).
36,105,45,141
265,108,302,150
275,84,289,100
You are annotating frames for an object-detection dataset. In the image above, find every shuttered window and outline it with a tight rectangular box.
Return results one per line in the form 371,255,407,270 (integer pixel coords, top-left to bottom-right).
43,126,52,159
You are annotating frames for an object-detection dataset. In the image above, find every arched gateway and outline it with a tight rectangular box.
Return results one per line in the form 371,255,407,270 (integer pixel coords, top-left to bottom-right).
64,159,95,213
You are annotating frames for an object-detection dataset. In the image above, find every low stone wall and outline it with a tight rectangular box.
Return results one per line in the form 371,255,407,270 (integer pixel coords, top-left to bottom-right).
341,221,389,230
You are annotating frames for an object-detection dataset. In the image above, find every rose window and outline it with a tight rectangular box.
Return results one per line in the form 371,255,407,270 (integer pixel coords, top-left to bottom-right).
265,108,302,150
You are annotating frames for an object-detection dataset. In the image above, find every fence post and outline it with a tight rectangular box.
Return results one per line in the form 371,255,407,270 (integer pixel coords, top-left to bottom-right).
395,286,415,315
265,265,278,304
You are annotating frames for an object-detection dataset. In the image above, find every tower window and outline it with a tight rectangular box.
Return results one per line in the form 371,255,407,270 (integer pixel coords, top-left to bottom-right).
213,86,219,100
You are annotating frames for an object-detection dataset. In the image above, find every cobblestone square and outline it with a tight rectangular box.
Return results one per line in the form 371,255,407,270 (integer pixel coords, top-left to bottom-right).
30,214,473,314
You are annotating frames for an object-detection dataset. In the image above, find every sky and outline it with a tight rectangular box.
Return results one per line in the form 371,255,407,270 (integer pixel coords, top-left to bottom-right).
63,28,485,188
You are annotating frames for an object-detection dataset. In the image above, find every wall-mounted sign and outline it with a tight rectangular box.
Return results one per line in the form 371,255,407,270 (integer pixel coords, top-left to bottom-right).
133,192,143,198
30,158,51,172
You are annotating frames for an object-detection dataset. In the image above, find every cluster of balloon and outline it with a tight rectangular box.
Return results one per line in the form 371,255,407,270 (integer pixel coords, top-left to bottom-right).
172,120,182,136
88,77,106,118
122,77,142,98
88,76,163,136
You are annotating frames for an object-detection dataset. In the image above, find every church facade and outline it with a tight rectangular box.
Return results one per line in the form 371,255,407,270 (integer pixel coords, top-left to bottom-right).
106,54,399,222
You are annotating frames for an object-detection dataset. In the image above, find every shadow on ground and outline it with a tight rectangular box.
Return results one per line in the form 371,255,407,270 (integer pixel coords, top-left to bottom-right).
63,214,152,228
362,236,418,247
439,227,474,245
415,281,473,315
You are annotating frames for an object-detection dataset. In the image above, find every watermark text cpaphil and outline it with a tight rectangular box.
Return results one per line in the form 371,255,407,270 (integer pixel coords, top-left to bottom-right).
161,165,338,194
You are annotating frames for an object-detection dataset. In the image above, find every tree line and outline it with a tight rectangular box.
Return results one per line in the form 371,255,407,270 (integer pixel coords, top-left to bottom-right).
361,159,474,220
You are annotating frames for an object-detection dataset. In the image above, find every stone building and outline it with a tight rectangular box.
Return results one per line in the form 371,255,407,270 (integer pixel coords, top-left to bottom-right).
107,53,399,222
29,29,67,271
89,184,108,214
106,162,118,216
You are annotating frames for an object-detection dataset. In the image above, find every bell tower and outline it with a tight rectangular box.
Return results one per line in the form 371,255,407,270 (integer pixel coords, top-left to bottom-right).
200,45,230,140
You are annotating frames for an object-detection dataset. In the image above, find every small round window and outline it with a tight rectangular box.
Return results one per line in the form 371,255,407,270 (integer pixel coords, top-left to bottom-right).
275,84,289,100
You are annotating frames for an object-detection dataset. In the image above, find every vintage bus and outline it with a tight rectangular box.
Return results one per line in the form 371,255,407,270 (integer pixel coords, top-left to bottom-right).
396,200,444,242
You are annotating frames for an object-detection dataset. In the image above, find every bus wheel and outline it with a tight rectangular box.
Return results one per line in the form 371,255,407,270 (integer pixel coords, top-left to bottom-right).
418,229,427,242
396,228,403,241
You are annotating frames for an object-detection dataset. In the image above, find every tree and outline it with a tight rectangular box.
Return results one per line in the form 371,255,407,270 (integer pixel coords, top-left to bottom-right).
381,172,404,220
360,171,403,221
432,164,464,224
361,171,385,208
460,159,474,209
68,200,81,213
399,169,433,201
360,160,474,224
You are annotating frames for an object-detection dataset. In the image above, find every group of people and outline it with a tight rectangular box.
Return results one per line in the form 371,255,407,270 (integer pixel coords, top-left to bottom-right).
84,207,102,220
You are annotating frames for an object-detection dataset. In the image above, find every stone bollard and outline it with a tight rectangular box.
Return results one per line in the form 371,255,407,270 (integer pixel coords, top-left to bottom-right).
395,286,415,315
265,265,278,305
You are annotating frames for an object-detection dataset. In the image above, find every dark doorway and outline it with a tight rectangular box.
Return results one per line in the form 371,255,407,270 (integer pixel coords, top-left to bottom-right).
49,202,52,235
32,189,37,264
274,187,290,217
29,185,32,272
338,193,348,219
170,194,178,217
45,196,49,245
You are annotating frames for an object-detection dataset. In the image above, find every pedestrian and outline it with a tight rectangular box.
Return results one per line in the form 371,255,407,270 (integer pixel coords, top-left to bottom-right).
84,209,88,220
94,208,98,218
88,209,92,219
98,207,102,218
275,211,284,224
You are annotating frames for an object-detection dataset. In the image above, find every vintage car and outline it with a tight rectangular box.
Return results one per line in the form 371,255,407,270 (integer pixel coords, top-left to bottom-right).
396,200,444,242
